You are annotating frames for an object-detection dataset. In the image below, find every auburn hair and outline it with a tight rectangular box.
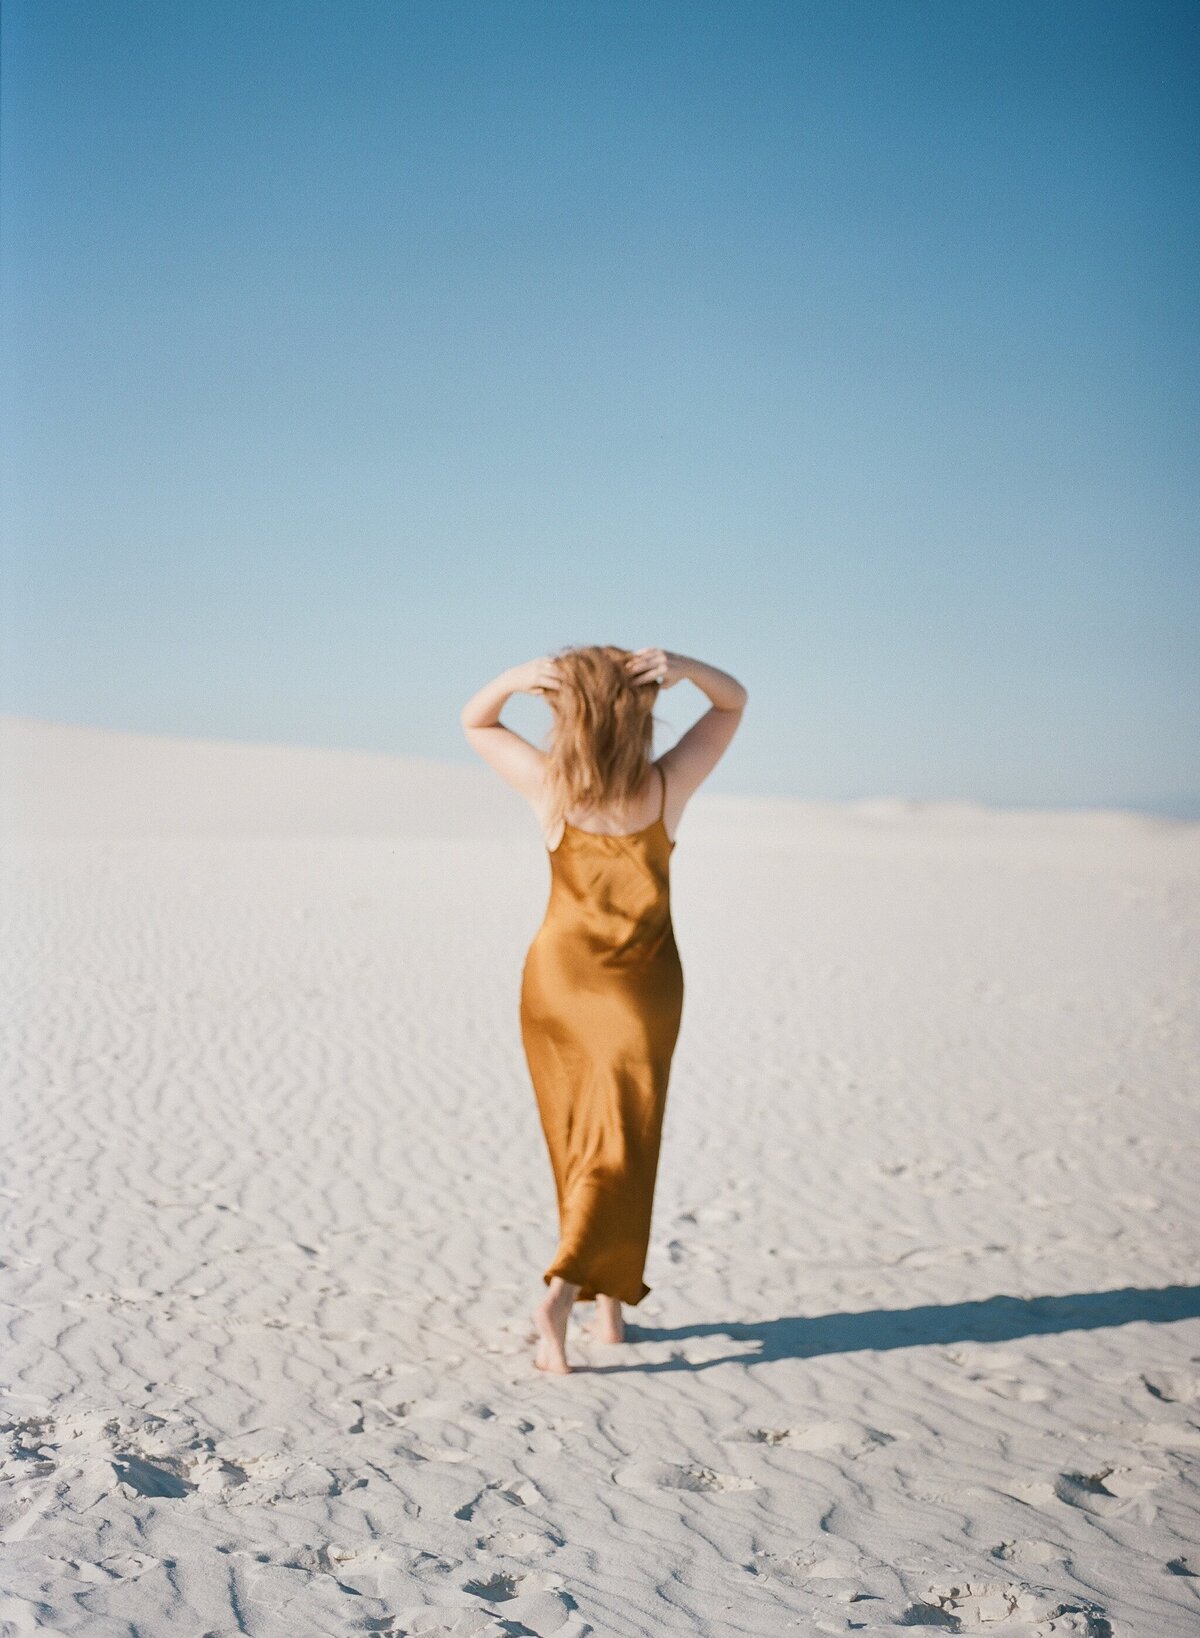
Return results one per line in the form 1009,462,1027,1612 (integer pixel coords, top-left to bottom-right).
542,644,660,824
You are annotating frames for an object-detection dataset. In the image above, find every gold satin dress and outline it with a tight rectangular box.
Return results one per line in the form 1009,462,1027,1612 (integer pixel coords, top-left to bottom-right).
520,761,684,1305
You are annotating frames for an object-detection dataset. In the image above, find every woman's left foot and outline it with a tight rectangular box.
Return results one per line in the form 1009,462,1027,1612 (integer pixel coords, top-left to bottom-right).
584,1296,626,1343
534,1338,569,1373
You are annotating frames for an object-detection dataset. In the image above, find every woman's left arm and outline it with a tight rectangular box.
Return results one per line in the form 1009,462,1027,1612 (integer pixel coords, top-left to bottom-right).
459,658,560,803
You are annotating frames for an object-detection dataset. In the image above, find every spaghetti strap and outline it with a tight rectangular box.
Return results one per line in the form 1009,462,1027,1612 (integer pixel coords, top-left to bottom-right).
657,760,666,821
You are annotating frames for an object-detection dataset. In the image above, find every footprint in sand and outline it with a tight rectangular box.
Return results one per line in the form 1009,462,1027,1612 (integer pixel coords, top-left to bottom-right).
1009,1464,1168,1519
111,1450,198,1499
944,1371,1050,1404
113,1437,253,1500
484,1528,564,1556
737,1419,895,1457
462,1569,546,1603
665,1235,718,1265
344,1397,413,1434
6,1409,271,1505
389,1408,494,1467
747,1547,871,1599
1054,1464,1167,1516
391,1592,584,1636
1142,1370,1200,1404
942,1348,1050,1404
458,1567,578,1634
266,1540,452,1601
990,1539,1067,1568
1107,1417,1200,1452
453,1476,543,1521
900,1582,1111,1634
0,1415,58,1480
35,1551,167,1586
612,1459,757,1493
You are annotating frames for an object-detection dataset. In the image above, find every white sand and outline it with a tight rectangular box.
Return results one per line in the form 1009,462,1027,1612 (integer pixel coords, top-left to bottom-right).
2,713,1198,1637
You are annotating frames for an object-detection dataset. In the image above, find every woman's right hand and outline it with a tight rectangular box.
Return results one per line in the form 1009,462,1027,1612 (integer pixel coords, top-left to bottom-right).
509,657,562,697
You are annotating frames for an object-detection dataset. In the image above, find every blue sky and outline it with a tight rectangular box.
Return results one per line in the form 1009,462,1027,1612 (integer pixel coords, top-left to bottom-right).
2,0,1197,812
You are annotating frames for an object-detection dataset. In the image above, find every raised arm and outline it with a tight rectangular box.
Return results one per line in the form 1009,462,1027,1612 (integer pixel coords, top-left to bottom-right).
624,649,748,805
459,658,561,804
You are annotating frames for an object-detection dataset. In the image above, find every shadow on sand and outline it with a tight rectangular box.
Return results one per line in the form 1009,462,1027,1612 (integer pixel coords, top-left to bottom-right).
596,1283,1200,1374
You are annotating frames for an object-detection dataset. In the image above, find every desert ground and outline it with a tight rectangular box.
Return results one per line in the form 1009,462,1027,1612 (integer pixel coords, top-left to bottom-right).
2,714,1198,1636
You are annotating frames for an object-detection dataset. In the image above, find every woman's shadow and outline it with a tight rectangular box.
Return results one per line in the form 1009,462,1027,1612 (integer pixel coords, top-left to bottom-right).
595,1284,1200,1373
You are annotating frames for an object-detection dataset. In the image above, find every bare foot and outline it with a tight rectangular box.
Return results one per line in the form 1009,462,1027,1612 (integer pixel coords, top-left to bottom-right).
583,1294,626,1343
534,1338,568,1374
533,1277,579,1374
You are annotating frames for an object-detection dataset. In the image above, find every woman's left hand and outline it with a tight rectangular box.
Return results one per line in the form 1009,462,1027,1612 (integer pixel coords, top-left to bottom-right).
624,648,682,689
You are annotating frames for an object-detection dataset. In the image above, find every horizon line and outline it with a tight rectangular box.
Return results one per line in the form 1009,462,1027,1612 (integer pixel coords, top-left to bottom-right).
3,709,1197,827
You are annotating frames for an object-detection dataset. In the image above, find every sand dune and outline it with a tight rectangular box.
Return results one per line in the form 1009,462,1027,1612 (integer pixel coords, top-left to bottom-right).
2,714,1198,1635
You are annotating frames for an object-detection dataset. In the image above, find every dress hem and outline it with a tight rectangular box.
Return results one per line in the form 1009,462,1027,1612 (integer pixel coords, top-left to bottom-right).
543,1266,651,1307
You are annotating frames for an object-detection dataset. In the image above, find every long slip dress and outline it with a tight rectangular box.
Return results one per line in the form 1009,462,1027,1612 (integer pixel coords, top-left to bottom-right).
519,760,684,1305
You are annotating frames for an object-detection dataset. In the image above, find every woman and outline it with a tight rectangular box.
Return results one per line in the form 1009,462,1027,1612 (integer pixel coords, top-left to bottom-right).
460,646,748,1373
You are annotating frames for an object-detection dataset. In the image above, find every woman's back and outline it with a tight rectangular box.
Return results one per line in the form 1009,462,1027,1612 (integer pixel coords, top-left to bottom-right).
533,760,676,967
544,758,679,851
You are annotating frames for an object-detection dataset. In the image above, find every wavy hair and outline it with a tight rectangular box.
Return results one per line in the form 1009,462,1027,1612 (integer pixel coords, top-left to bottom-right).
542,644,660,823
